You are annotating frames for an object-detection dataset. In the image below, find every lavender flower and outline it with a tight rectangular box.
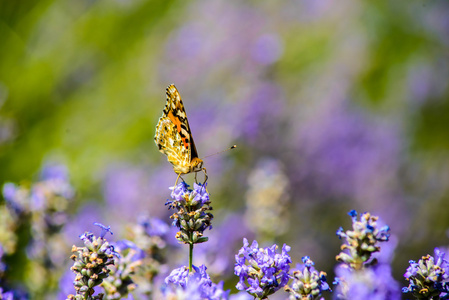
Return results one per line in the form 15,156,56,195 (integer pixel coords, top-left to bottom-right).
336,210,390,270
334,263,400,300
0,287,28,300
0,288,14,300
100,240,142,300
110,216,179,298
164,264,230,299
285,256,331,300
2,162,74,246
333,210,398,299
234,238,292,299
166,182,213,245
1,163,75,296
165,266,191,288
2,182,29,216
403,248,449,299
67,223,119,300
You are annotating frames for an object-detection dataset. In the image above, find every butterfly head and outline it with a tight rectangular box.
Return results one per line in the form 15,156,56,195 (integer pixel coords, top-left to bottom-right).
190,157,203,172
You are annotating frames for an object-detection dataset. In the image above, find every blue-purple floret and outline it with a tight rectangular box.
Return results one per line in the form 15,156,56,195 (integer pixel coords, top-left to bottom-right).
93,222,113,238
169,182,188,202
348,209,357,218
193,182,210,205
234,238,292,299
165,265,191,288
302,256,314,267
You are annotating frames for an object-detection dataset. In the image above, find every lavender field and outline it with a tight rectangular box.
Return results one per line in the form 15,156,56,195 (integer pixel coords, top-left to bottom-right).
1,1,449,299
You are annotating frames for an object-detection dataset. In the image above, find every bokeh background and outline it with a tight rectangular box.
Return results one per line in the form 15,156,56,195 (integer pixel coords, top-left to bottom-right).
1,0,449,299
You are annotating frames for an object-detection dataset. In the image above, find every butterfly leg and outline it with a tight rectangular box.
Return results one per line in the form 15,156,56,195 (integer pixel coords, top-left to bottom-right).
174,172,182,187
201,168,209,194
193,167,209,194
201,167,208,185
194,168,208,185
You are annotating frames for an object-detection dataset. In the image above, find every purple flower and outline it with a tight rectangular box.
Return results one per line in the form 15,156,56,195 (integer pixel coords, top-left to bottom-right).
165,265,230,299
69,224,118,298
336,210,390,269
0,288,13,300
193,182,210,205
165,266,191,288
2,163,74,218
2,182,29,215
0,287,28,300
166,182,213,244
167,182,209,206
168,182,188,203
403,248,449,298
33,163,75,204
201,280,230,300
39,162,70,182
285,256,331,299
334,263,400,300
79,223,118,258
235,238,292,299
94,222,113,238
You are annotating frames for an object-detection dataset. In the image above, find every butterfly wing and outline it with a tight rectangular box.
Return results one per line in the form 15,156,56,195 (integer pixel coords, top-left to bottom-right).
154,84,202,174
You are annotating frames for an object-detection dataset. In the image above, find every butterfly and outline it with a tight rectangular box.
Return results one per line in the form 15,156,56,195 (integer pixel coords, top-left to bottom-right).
154,84,206,185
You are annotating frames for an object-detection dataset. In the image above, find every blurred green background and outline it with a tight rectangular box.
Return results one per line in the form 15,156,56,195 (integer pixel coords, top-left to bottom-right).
1,0,449,298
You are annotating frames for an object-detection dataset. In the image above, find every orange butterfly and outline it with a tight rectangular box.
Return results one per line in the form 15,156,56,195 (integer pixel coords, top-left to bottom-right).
154,84,206,185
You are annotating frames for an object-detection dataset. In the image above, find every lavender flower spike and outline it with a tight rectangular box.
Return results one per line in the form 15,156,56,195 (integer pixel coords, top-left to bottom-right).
336,210,390,270
67,224,119,300
285,256,331,300
403,248,449,299
166,182,213,245
235,238,292,299
165,264,230,299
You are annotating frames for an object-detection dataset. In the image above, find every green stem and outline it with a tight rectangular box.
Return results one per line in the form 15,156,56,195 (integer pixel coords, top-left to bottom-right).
189,243,194,272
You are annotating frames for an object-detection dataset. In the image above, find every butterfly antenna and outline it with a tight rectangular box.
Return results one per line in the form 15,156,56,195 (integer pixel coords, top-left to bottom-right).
202,145,237,160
